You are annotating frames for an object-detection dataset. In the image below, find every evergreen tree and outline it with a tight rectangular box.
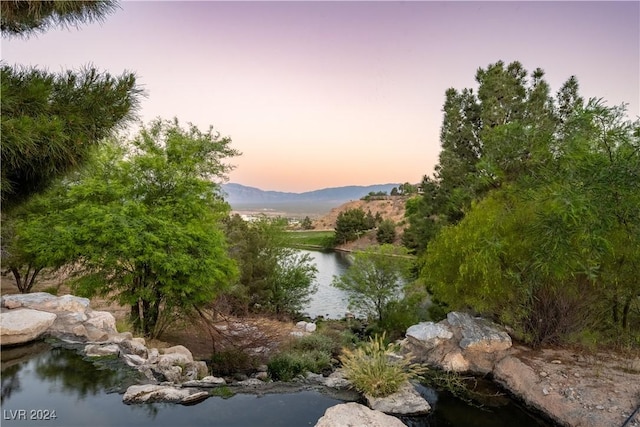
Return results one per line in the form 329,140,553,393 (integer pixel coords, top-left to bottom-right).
1,0,141,210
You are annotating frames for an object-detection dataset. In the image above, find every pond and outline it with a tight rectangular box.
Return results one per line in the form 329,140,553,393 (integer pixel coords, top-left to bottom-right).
1,342,553,427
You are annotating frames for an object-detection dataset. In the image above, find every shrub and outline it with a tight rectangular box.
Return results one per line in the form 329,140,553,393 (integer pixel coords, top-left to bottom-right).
339,333,426,397
291,333,340,356
210,349,258,376
267,353,308,381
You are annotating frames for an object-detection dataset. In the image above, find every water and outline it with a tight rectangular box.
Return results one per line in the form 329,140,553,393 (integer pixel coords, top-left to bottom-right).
300,249,352,319
1,343,552,427
1,343,344,427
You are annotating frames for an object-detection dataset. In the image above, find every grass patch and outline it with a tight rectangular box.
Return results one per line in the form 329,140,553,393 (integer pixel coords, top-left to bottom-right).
284,230,335,249
339,333,426,398
210,386,234,399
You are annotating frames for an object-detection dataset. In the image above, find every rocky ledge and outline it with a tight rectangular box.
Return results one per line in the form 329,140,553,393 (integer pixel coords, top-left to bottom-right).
402,311,640,427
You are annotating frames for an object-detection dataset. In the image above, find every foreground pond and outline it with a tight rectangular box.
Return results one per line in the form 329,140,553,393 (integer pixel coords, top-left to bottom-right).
1,342,552,427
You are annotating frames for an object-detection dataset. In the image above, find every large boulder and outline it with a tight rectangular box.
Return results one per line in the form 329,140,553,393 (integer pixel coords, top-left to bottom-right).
365,382,431,415
315,403,405,427
404,312,512,374
446,312,512,352
122,384,209,405
0,309,57,345
2,293,90,313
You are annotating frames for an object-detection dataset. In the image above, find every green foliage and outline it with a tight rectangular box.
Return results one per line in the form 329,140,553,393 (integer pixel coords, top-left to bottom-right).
1,1,118,38
332,245,413,322
210,348,259,377
300,216,314,230
267,353,308,381
334,208,374,244
422,100,640,347
339,333,426,397
223,216,318,316
376,219,396,244
284,230,335,249
361,191,388,201
10,119,239,337
210,386,235,399
290,332,340,357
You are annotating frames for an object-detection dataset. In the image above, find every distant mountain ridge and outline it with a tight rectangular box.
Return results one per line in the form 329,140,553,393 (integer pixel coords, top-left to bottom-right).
222,183,400,207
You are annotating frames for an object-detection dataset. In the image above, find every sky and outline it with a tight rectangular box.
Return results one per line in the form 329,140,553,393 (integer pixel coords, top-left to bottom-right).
2,1,638,193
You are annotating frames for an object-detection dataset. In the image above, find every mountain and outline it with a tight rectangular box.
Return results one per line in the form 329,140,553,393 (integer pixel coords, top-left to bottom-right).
222,183,401,213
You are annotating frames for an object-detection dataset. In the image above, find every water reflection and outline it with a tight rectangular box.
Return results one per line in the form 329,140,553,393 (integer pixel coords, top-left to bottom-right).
301,249,352,319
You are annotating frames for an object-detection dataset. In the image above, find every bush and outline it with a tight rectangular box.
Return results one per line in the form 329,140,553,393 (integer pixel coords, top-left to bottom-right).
210,349,258,377
290,333,340,356
267,353,308,381
339,333,426,397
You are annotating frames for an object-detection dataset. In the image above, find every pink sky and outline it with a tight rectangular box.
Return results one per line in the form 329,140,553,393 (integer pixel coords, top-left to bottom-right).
2,1,638,192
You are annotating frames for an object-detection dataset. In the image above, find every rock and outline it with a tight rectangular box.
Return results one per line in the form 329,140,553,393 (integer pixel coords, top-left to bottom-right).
122,353,147,367
2,293,90,313
237,378,263,386
122,384,208,404
323,369,351,389
147,348,159,364
406,322,453,348
446,312,512,352
305,322,317,333
162,345,193,362
365,382,431,415
107,332,133,343
158,352,192,366
315,403,405,427
441,350,469,372
0,309,57,345
255,372,269,381
85,311,117,333
183,376,226,387
119,339,149,358
290,331,305,338
296,321,308,330
84,344,120,357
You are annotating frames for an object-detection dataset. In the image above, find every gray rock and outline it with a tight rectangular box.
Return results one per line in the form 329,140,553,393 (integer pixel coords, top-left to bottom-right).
305,322,317,333
365,382,431,415
122,384,208,404
0,309,57,345
119,339,149,358
122,353,147,367
315,403,406,427
2,293,90,313
85,344,120,357
406,322,453,348
162,345,193,362
183,376,226,387
85,311,117,333
446,312,512,352
323,369,351,389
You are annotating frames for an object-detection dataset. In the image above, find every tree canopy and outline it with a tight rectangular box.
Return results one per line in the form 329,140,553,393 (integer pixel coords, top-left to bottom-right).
1,0,117,38
9,119,240,337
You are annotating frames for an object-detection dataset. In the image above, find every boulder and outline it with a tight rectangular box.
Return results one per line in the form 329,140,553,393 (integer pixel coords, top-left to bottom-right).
323,369,351,389
305,322,317,333
122,384,209,405
365,382,431,415
406,322,453,348
315,403,405,427
2,293,90,313
85,311,117,333
183,376,226,387
446,312,512,352
84,344,120,357
0,309,57,345
162,345,193,362
119,339,149,358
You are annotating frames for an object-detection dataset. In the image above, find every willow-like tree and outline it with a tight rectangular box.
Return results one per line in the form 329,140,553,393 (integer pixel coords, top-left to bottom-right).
11,119,240,337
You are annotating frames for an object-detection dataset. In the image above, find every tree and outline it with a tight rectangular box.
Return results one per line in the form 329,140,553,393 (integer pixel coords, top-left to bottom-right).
223,215,318,317
422,101,640,346
301,216,314,230
332,245,413,322
10,119,239,337
334,208,373,244
376,219,396,244
404,61,580,255
1,1,141,211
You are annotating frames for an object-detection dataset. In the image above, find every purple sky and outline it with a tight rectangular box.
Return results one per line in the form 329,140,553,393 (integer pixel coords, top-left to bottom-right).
2,1,638,192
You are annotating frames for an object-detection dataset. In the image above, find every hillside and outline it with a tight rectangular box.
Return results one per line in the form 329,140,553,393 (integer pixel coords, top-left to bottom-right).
312,196,411,251
223,183,401,213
